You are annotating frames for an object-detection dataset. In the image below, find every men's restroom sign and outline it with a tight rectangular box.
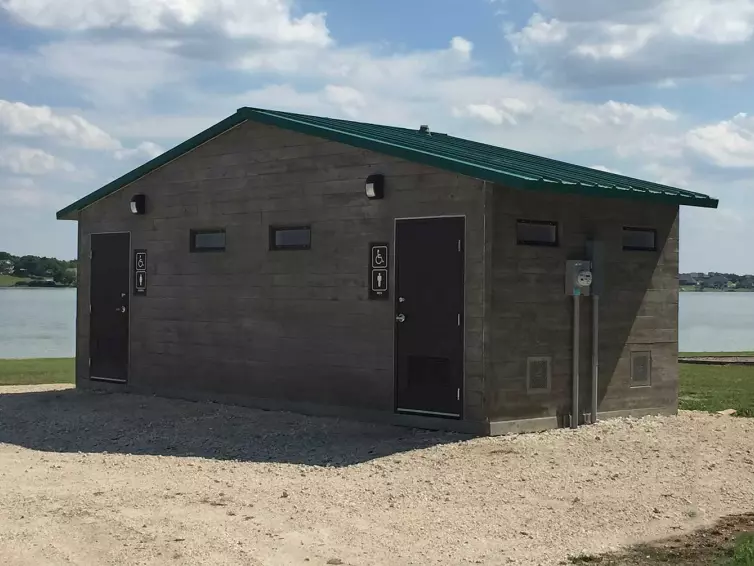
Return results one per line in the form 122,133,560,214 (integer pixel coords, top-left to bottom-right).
372,269,388,292
134,250,147,296
369,243,389,300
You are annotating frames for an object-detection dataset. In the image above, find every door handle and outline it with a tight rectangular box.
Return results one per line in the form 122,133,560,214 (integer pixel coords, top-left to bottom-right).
396,314,406,323
116,306,126,313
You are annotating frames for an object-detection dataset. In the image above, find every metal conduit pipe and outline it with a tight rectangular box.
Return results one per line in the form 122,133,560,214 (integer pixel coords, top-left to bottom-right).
591,295,599,424
572,294,580,429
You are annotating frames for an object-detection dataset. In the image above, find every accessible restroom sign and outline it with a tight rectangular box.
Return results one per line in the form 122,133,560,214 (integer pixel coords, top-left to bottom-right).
369,243,389,300
134,250,147,296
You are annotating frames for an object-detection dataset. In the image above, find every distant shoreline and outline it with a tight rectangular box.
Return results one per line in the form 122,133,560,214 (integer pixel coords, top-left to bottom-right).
0,287,75,290
680,288,754,293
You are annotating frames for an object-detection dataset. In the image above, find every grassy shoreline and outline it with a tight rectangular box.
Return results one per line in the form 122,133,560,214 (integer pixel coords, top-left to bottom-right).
0,274,29,287
0,356,752,416
680,352,754,357
0,358,75,386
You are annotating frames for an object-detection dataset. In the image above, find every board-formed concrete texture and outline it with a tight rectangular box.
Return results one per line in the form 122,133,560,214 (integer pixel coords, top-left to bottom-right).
74,121,489,428
487,185,679,430
61,109,716,434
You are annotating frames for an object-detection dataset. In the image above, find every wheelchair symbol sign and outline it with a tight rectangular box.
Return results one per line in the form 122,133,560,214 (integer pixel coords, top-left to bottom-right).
135,252,147,271
371,245,388,269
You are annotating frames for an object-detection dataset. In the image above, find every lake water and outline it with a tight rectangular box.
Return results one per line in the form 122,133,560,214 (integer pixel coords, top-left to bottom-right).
0,288,76,359
0,288,752,358
678,292,754,352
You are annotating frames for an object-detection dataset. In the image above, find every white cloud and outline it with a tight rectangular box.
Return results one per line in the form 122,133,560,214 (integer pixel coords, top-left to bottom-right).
450,36,474,59
639,161,692,188
590,165,621,174
507,0,754,85
34,41,189,108
0,0,330,46
323,85,366,118
0,177,55,207
686,113,754,168
238,36,474,81
454,100,532,126
616,133,685,160
459,104,509,126
114,141,165,162
564,100,676,127
0,146,77,176
0,100,120,150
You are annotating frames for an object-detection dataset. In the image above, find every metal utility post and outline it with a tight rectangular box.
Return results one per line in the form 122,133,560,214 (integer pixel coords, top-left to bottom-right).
565,260,593,430
586,240,604,425
572,294,580,429
591,295,599,424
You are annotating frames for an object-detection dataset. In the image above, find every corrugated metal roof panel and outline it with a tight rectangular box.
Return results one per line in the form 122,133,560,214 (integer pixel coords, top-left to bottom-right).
56,107,718,219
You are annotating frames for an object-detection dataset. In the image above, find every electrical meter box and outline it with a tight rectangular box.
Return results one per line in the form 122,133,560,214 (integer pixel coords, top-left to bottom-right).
565,260,593,296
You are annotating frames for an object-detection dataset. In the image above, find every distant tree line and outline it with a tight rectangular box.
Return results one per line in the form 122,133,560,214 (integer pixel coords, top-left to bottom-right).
0,251,77,287
680,272,754,290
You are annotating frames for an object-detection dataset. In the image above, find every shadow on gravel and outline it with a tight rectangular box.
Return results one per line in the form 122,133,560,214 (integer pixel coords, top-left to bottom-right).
565,512,754,566
0,388,469,466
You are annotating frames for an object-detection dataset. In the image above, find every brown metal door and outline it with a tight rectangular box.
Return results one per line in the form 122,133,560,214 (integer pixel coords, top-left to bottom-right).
89,233,130,383
395,217,465,418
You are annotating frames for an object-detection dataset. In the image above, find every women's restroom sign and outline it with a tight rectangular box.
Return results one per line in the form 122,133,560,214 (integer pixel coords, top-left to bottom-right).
134,250,147,296
369,243,389,300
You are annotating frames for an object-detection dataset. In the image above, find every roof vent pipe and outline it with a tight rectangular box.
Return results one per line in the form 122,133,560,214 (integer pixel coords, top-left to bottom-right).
419,125,430,135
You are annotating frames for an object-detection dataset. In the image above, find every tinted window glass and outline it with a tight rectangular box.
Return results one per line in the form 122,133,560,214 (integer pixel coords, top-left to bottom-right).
191,230,226,252
516,220,558,246
271,227,311,250
622,228,656,251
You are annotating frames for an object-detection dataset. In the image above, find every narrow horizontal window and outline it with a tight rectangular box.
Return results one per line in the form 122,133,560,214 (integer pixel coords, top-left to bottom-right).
622,227,656,251
270,226,311,250
516,220,558,247
190,229,226,252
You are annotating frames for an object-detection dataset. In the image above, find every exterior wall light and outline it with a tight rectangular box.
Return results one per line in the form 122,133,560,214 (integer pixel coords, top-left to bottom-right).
365,174,385,200
130,194,147,215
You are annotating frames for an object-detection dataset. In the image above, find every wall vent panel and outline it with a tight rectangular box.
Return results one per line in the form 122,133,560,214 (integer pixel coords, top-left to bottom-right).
527,357,551,392
630,351,652,387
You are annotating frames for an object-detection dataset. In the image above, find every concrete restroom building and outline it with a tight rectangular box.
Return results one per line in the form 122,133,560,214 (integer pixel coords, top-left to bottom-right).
57,107,719,434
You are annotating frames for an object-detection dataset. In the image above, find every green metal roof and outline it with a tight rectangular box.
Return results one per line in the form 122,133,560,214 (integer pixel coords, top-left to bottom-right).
57,106,718,219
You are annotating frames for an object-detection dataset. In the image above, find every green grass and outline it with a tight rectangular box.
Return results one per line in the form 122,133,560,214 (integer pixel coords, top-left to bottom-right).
728,534,754,566
0,274,29,287
679,363,754,417
0,358,74,386
1,356,751,418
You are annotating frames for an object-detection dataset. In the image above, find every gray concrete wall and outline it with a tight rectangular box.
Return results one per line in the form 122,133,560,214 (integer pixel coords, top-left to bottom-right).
486,185,679,423
75,120,487,421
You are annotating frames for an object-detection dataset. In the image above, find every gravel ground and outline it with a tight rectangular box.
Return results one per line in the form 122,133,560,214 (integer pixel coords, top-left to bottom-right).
1,384,753,566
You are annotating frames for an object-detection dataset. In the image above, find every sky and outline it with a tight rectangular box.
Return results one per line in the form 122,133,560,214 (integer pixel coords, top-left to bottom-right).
0,0,752,272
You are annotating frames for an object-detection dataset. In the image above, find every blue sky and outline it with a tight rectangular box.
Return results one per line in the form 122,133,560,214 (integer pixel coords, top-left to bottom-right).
0,0,752,271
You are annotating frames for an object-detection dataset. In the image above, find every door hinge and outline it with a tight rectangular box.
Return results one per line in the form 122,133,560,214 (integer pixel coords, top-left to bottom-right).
457,388,461,401
89,250,93,260
458,239,462,252
89,304,92,313
457,313,461,326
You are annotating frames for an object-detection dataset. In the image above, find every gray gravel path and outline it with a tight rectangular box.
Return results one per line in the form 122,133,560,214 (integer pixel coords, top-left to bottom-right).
1,384,753,565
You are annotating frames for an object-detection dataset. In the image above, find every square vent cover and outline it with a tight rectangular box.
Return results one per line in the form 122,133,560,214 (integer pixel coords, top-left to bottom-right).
630,351,652,387
527,357,551,392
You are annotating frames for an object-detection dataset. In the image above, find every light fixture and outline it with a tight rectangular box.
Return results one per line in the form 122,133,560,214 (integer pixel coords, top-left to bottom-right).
365,174,385,200
130,194,146,215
